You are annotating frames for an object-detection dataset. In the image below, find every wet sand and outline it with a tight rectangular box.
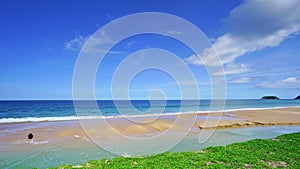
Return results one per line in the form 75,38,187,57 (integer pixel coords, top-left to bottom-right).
196,107,300,129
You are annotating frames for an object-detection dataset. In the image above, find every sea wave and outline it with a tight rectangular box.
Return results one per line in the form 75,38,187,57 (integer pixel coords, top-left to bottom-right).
0,116,91,123
0,106,299,124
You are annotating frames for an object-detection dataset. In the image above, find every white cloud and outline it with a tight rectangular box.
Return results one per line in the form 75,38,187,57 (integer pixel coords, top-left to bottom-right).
258,77,300,89
213,63,250,76
65,31,123,55
186,0,300,70
283,77,298,83
82,31,114,54
185,48,222,67
228,77,250,83
126,40,137,47
65,34,88,51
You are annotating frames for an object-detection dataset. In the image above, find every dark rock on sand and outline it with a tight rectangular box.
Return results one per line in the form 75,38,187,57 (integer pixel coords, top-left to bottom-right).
28,133,34,139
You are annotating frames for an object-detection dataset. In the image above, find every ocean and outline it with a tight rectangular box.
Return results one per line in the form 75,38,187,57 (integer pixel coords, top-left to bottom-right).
0,99,299,123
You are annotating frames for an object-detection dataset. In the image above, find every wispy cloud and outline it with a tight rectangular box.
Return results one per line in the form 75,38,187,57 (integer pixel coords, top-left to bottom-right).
65,34,88,51
228,77,251,84
213,63,250,76
185,0,300,73
65,32,123,54
126,40,137,47
258,77,300,89
228,75,265,84
233,67,300,80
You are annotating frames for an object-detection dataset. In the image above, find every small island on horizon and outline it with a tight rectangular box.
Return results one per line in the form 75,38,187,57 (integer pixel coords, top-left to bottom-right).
260,95,300,100
261,96,280,99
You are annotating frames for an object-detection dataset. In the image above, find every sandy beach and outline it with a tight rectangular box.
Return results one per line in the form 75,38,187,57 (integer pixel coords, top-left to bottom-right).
1,107,300,143
197,107,300,129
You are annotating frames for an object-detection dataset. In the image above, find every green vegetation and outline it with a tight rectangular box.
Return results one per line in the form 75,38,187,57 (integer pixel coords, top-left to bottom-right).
261,96,280,99
295,95,300,99
49,132,300,169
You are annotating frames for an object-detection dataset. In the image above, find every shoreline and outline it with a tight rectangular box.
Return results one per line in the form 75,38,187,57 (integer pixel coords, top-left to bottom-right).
1,106,300,124
0,107,299,139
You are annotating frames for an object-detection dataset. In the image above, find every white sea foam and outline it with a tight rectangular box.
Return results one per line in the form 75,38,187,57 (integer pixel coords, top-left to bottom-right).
12,139,49,145
0,116,81,123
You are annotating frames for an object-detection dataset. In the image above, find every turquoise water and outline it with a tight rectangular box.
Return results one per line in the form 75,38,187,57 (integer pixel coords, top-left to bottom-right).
0,100,299,123
1,125,300,168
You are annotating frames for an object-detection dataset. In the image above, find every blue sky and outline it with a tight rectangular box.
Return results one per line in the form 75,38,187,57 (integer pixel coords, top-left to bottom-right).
1,0,300,100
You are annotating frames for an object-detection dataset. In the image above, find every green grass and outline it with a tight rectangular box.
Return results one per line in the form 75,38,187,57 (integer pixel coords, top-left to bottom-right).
49,132,300,169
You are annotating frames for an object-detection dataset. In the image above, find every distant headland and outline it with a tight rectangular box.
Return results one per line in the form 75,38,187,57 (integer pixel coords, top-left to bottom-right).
261,95,300,99
261,96,279,99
